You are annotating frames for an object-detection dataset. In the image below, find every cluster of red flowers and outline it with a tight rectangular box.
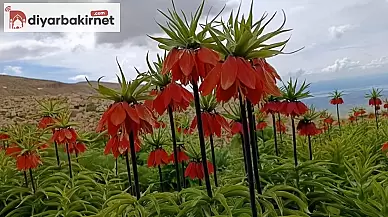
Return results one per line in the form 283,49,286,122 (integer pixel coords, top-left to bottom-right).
330,98,344,105
190,112,230,137
151,83,194,115
256,121,267,130
200,57,281,104
97,102,155,158
276,120,286,133
184,160,214,180
6,145,44,171
261,100,308,117
369,98,382,106
297,121,321,136
162,47,219,85
147,148,190,168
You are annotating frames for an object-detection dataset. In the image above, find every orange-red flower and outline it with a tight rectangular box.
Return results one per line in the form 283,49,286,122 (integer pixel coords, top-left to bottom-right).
51,128,77,145
184,160,214,180
276,120,286,133
330,98,344,105
348,115,356,122
384,103,388,109
104,134,141,158
200,56,280,104
151,83,194,115
38,116,56,129
169,149,190,163
279,101,308,117
323,117,334,125
297,121,320,136
369,98,382,106
147,148,170,167
177,127,193,135
154,121,167,129
67,142,87,154
161,47,219,85
256,121,267,130
190,112,230,137
382,142,388,152
230,121,243,135
261,101,282,114
97,102,155,137
0,133,9,140
6,146,42,171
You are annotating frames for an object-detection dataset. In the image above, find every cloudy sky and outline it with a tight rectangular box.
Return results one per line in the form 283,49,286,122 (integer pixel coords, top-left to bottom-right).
1,0,387,84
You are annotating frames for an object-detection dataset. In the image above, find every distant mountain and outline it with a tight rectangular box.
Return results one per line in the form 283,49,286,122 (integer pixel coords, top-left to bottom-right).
308,73,388,93
0,75,119,97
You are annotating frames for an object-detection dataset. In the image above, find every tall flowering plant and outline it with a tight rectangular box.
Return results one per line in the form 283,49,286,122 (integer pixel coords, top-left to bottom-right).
87,60,156,199
190,94,229,186
198,3,298,207
261,95,283,156
365,88,383,130
297,105,321,160
50,111,78,178
145,53,193,191
143,126,172,192
280,78,311,167
5,124,48,193
150,0,220,197
329,90,344,132
36,98,66,166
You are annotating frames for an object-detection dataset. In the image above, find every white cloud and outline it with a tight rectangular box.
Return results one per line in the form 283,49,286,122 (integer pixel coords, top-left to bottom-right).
3,66,23,75
328,24,354,39
69,74,89,82
321,57,360,73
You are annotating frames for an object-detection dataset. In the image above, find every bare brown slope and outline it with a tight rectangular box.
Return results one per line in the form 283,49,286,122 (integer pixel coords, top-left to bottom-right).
0,75,119,97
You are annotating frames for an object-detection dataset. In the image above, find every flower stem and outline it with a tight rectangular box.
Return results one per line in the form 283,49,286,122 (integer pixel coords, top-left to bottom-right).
29,169,35,193
336,104,341,133
54,141,60,167
192,82,212,197
209,134,218,187
291,117,298,167
277,113,283,142
271,113,279,156
308,135,312,160
239,133,248,175
115,157,118,177
238,93,258,217
247,100,262,194
75,152,79,163
168,105,181,191
65,143,73,179
158,165,164,192
23,171,28,188
181,160,186,188
125,152,133,195
129,132,140,199
374,103,379,130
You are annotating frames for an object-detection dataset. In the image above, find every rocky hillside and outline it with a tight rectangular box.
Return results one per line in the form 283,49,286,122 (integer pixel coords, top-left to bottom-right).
0,75,119,130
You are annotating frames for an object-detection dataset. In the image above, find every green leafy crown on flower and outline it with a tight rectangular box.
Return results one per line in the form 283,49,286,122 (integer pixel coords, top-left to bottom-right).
203,1,302,59
149,0,220,50
365,87,383,99
300,105,320,122
87,58,152,104
200,94,218,113
329,89,344,99
146,52,171,89
281,78,312,101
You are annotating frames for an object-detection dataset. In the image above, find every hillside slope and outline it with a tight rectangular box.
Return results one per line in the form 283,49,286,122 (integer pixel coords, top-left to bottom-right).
0,75,119,97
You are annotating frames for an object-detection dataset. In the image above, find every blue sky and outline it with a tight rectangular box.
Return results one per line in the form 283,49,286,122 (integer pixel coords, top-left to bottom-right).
1,0,388,84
